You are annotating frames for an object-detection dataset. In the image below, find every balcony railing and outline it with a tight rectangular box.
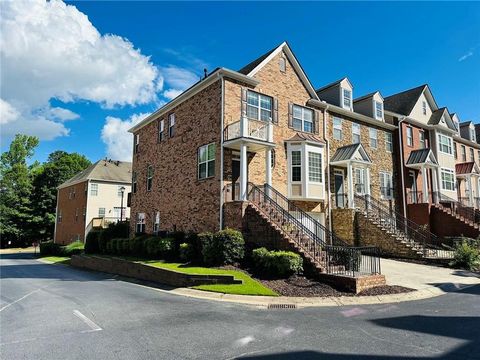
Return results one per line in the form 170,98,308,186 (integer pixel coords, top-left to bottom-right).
224,116,273,143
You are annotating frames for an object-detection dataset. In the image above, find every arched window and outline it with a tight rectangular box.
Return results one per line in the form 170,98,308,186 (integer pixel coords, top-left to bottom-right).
279,57,286,73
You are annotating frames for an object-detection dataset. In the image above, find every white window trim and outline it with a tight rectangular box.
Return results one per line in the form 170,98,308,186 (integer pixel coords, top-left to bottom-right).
440,168,455,191
292,104,314,133
308,151,322,184
134,134,140,153
246,90,273,122
374,101,383,120
369,128,378,149
287,143,324,199
352,123,361,144
333,117,342,140
385,132,393,152
198,143,216,180
90,183,98,196
169,114,175,137
437,133,453,156
341,88,352,110
354,167,367,195
406,126,413,147
380,171,393,199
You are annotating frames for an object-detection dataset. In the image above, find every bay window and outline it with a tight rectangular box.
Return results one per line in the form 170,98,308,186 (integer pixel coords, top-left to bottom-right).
291,151,302,182
308,152,322,183
287,143,324,199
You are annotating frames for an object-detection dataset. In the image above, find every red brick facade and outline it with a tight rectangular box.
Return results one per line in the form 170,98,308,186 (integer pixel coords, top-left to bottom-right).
55,181,88,245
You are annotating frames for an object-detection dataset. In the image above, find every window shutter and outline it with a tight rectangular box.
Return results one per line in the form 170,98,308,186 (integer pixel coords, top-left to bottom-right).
288,102,293,128
241,88,247,116
314,110,320,135
272,98,278,124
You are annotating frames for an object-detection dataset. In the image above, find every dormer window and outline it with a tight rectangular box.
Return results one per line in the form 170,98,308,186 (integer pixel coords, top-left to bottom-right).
342,89,352,109
422,101,427,115
375,101,383,120
471,129,476,142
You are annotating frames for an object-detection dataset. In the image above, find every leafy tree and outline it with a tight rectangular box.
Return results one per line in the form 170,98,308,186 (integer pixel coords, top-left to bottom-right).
31,151,91,241
0,134,39,247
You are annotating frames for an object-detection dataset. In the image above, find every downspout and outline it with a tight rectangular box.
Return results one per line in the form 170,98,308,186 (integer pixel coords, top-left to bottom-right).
324,105,332,244
53,188,59,244
219,73,225,230
398,117,407,218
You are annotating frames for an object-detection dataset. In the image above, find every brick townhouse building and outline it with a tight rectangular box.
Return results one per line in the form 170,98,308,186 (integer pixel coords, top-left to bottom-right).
129,41,478,260
54,159,132,244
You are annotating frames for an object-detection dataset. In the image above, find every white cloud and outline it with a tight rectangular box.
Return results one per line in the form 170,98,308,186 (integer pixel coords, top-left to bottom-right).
101,113,149,161
0,0,160,140
163,89,183,100
1,115,69,140
0,99,20,125
459,51,474,62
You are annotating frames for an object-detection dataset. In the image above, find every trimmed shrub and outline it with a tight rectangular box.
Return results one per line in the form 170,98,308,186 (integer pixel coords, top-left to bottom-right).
450,240,480,271
101,221,130,242
199,232,217,266
85,232,100,254
214,229,245,265
179,242,194,262
252,247,303,277
129,236,146,256
144,237,173,258
63,241,84,256
105,239,113,254
40,241,62,256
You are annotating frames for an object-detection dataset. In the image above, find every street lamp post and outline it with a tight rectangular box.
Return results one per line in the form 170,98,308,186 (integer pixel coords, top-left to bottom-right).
120,186,126,222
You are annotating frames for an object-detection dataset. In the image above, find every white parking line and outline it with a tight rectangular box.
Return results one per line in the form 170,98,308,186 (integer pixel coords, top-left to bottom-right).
73,310,102,332
0,289,40,312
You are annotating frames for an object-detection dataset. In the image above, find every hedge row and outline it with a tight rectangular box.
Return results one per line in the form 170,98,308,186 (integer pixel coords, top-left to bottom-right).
40,241,84,257
252,247,303,277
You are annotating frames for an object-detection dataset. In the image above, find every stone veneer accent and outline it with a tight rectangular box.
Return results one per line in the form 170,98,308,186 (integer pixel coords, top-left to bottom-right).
130,81,222,235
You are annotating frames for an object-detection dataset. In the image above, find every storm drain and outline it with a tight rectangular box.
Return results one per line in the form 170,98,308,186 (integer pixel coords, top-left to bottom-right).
267,303,297,309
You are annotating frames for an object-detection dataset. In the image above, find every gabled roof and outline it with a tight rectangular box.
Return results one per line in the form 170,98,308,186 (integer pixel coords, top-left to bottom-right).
455,162,480,175
58,159,132,189
353,91,383,103
315,77,353,93
239,42,318,99
286,132,325,144
384,84,438,116
459,121,473,128
330,143,372,164
406,149,438,166
428,107,456,131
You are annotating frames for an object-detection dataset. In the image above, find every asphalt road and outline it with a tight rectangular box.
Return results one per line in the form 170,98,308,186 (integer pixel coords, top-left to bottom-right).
1,253,479,360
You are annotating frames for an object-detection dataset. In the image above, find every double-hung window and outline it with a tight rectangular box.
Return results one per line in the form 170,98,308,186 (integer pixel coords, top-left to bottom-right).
354,168,366,194
441,168,455,191
153,211,160,234
380,172,393,199
461,145,466,161
90,183,98,196
454,144,457,159
385,132,393,152
438,134,452,155
146,165,153,191
352,123,361,143
168,114,175,137
98,207,105,217
406,127,413,146
419,131,425,149
375,101,383,120
308,152,322,183
333,117,342,140
158,120,165,141
198,143,215,179
471,129,476,142
247,91,272,122
292,105,314,133
470,148,475,162
369,128,378,149
132,172,137,193
291,151,302,182
136,213,145,234
342,89,352,109
134,134,139,154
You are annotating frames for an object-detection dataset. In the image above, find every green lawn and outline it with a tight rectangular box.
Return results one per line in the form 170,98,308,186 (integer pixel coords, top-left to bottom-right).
40,256,70,265
144,261,278,296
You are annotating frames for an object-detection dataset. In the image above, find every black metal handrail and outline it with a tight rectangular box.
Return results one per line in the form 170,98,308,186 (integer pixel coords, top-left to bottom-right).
354,194,452,258
248,183,381,276
432,192,480,225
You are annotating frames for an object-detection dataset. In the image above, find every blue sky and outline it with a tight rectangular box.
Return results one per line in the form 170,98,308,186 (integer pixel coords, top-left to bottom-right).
2,1,479,163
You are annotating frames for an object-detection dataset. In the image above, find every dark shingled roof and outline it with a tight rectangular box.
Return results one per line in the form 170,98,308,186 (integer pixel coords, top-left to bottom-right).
315,77,348,93
459,121,473,128
456,162,475,175
237,44,280,75
330,143,371,163
353,92,377,103
286,132,325,143
428,108,456,131
406,149,437,166
383,84,427,115
475,124,480,144
59,159,132,188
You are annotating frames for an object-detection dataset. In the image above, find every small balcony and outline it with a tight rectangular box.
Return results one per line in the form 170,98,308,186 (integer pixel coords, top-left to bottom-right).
223,116,274,152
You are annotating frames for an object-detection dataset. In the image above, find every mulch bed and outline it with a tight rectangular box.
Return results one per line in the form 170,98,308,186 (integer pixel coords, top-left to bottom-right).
259,275,414,297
